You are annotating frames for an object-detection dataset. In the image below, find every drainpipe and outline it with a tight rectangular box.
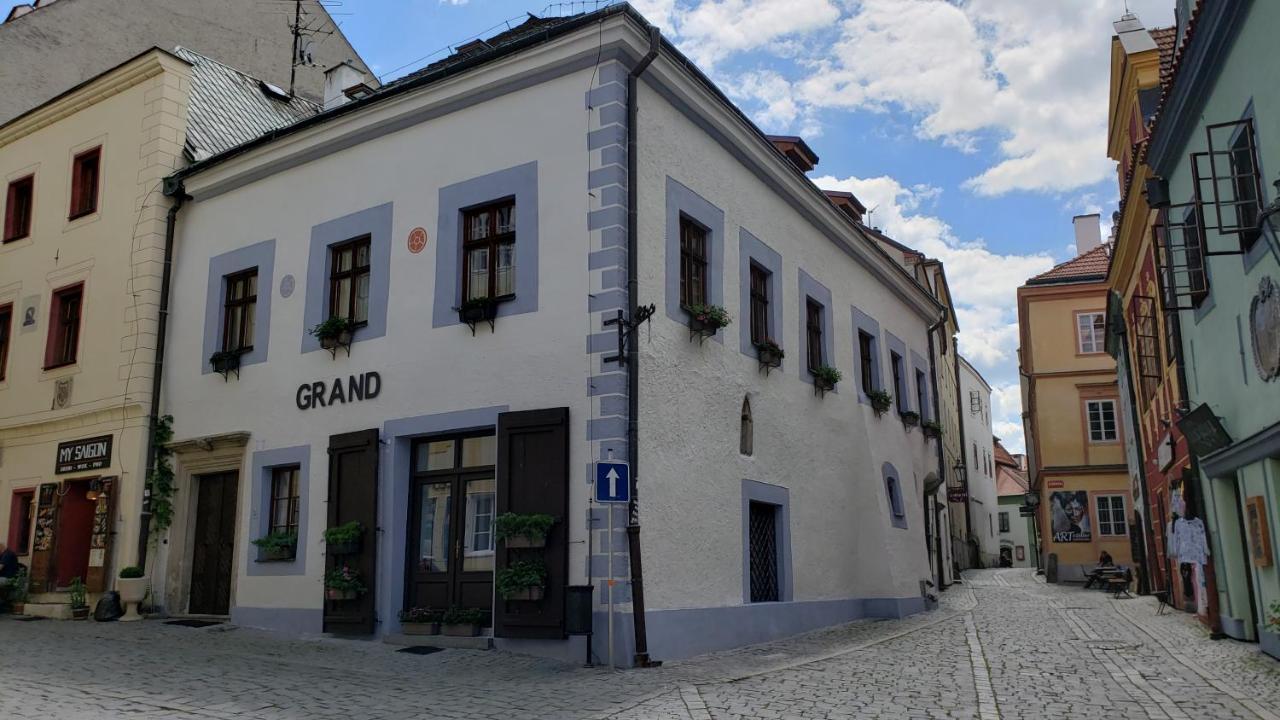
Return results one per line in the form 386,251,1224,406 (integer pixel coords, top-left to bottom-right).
1113,320,1154,595
625,25,661,668
953,346,973,569
925,310,947,592
137,180,186,568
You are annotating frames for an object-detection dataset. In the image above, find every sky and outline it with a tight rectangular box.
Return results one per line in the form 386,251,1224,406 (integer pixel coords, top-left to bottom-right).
4,0,1178,452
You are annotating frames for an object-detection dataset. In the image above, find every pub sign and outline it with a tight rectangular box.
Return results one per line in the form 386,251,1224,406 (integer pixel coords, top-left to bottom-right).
55,435,113,474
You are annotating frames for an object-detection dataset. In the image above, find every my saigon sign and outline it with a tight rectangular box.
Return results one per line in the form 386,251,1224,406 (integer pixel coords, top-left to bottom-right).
55,435,113,474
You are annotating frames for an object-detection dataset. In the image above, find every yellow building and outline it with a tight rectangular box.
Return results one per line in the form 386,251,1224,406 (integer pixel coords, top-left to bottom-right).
1018,223,1134,581
0,47,318,616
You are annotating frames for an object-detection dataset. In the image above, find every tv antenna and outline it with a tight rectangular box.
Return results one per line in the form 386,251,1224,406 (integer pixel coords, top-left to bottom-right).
288,0,338,95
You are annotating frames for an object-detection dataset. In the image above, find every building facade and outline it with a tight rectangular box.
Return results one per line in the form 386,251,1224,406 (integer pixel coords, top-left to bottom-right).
1145,0,1280,657
157,6,944,665
1019,220,1135,582
958,356,998,567
994,440,1033,568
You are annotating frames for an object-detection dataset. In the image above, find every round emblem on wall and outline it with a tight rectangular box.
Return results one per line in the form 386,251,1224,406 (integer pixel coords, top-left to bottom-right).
408,227,428,254
1250,275,1280,381
280,274,296,299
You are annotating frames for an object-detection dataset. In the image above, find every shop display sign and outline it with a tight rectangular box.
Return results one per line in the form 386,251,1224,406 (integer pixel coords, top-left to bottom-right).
1177,403,1232,458
55,435,113,474
297,371,382,411
1049,490,1091,543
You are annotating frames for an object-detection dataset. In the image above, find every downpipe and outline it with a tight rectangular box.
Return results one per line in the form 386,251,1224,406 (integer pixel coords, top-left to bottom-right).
925,310,948,593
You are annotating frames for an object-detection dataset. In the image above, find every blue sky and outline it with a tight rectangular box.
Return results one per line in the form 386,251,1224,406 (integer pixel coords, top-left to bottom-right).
3,0,1176,451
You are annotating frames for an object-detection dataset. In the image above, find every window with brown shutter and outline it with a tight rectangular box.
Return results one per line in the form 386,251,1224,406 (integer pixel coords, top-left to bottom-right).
69,147,101,219
858,331,876,395
679,216,707,308
805,298,824,373
222,269,258,353
44,284,83,369
462,200,516,301
328,236,371,326
749,263,770,346
4,175,34,242
0,304,10,381
890,351,905,412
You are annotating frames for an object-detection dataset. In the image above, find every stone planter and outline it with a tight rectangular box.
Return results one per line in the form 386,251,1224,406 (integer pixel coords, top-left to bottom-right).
503,535,546,549
402,622,440,636
117,577,148,622
503,586,545,602
326,588,359,601
442,622,481,637
1261,629,1280,661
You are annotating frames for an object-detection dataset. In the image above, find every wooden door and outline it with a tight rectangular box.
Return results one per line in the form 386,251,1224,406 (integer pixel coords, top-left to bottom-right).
189,472,238,615
54,480,95,588
324,429,379,635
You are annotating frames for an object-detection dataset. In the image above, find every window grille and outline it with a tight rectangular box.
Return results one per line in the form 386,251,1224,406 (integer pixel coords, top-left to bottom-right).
748,502,779,602
1154,203,1212,310
1202,119,1265,248
1130,295,1161,405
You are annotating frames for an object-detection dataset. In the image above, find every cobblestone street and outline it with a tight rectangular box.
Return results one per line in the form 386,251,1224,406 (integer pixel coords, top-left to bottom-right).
2,570,1277,719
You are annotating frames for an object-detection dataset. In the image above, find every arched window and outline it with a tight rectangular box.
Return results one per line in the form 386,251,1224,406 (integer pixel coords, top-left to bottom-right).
740,396,754,456
883,462,908,529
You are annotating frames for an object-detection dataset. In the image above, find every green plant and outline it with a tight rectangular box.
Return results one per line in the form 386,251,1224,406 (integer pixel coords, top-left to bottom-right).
399,607,443,623
496,560,547,599
68,577,87,609
441,606,486,626
323,521,363,545
251,531,298,552
686,303,732,329
8,567,28,604
901,410,920,425
147,414,177,535
868,389,894,414
309,315,353,339
922,419,943,436
755,338,784,358
118,566,145,579
812,365,842,387
324,565,366,594
209,349,241,366
494,513,556,543
1267,600,1280,632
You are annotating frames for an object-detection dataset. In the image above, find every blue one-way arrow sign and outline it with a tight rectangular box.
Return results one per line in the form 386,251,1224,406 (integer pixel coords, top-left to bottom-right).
594,461,630,503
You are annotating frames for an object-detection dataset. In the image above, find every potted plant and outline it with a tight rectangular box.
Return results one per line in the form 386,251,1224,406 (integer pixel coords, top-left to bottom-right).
441,606,486,637
900,410,920,427
117,566,148,622
309,316,354,351
208,349,242,378
1263,600,1280,659
324,565,366,601
398,607,442,636
251,530,298,561
7,567,28,615
812,365,842,393
496,560,547,601
68,576,89,620
495,513,556,549
755,338,784,368
868,388,894,416
922,419,943,439
458,296,499,324
685,304,731,338
324,521,363,555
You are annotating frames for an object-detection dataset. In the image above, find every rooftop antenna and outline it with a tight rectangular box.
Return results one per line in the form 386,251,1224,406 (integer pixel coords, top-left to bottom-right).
288,0,337,95
865,204,879,228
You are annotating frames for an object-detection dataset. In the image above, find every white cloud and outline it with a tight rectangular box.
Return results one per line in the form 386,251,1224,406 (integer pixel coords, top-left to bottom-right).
812,173,1053,453
633,0,840,67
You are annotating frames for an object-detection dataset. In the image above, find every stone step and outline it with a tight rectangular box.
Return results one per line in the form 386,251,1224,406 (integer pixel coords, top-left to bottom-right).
28,592,70,604
383,632,493,651
22,602,74,620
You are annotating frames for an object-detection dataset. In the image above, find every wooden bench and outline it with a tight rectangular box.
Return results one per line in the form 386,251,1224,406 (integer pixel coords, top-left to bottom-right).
1104,569,1134,599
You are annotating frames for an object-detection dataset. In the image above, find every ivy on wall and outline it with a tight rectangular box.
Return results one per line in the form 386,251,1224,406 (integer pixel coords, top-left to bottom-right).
147,414,176,534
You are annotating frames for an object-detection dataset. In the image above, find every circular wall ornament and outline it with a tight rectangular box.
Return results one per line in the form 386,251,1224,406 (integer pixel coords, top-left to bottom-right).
280,274,296,299
408,227,428,254
1250,275,1280,381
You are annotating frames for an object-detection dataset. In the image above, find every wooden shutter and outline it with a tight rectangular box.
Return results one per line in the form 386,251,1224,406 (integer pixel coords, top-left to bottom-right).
494,407,569,639
85,476,118,592
324,428,379,635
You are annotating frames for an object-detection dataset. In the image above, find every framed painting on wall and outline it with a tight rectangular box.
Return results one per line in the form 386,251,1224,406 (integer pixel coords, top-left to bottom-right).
1246,496,1273,568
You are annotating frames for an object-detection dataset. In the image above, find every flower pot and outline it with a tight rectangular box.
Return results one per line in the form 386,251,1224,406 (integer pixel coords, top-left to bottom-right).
258,545,297,562
687,317,719,338
327,539,361,555
504,587,545,602
503,535,546,549
326,588,359,601
814,376,836,393
900,413,920,427
11,603,24,615
459,303,497,324
71,606,90,620
210,353,241,376
442,622,481,637
402,622,440,636
1262,630,1280,661
117,577,148,622
757,347,783,368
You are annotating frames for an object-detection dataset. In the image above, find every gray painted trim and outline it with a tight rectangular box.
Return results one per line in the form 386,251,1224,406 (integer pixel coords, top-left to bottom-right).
741,479,793,603
1200,419,1280,478
884,331,908,412
246,444,311,577
432,162,540,328
230,606,323,635
379,405,508,635
738,228,783,360
797,269,834,383
883,461,908,530
851,306,883,405
665,177,725,338
301,203,393,353
202,239,275,373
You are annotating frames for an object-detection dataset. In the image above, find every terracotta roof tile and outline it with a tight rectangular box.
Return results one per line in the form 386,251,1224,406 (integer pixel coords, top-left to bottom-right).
1150,26,1177,89
996,466,1029,497
1025,243,1112,285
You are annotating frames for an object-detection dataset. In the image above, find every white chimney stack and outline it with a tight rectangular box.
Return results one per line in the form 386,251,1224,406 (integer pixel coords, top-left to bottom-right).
323,61,368,111
1073,213,1102,256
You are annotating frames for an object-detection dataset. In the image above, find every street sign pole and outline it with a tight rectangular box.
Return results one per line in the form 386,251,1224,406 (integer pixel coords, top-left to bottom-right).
607,501,614,670
593,460,630,670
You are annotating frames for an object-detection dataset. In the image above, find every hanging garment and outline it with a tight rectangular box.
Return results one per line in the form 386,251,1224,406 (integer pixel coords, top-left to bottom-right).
1180,517,1210,566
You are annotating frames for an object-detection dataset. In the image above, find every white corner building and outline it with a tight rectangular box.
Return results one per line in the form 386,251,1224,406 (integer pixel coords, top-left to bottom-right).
957,356,999,568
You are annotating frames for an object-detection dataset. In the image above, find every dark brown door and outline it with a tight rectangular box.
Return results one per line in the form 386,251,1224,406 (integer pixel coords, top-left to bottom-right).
189,472,238,615
325,429,379,635
54,480,95,588
406,434,496,618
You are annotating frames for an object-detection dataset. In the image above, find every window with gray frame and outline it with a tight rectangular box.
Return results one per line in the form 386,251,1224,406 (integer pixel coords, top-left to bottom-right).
269,466,300,537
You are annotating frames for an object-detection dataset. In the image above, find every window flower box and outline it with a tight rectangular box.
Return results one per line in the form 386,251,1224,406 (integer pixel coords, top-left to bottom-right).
403,621,441,636
495,513,555,549
496,560,547,601
685,304,731,342
868,389,894,416
441,607,486,636
323,521,363,556
399,608,442,635
326,588,358,601
755,339,784,370
324,565,366,601
457,297,499,335
208,350,242,380
310,316,354,357
900,410,920,427
812,365,842,395
251,531,298,562
922,420,943,439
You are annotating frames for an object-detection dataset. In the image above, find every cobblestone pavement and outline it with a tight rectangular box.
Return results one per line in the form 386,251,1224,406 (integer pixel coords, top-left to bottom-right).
1,570,1276,719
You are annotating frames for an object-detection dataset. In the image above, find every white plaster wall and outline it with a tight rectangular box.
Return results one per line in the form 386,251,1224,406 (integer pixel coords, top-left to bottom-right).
997,499,1033,567
634,80,936,610
163,68,601,612
958,359,998,566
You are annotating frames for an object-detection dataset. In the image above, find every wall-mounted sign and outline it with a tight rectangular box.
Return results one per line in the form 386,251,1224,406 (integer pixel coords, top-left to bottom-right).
1250,275,1280,381
55,435,113,474
1049,490,1091,543
1246,495,1273,568
1176,403,1232,458
1156,431,1174,471
297,371,382,411
946,489,967,503
408,227,428,254
19,294,39,334
280,274,296,299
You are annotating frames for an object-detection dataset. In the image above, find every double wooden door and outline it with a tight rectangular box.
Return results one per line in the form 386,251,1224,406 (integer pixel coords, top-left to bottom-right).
189,472,238,615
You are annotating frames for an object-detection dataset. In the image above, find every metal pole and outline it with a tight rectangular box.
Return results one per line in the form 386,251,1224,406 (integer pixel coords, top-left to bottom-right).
607,503,614,670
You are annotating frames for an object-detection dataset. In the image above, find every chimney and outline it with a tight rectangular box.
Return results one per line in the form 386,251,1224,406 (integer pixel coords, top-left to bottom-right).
323,61,370,111
1073,213,1102,256
823,190,865,224
767,135,818,173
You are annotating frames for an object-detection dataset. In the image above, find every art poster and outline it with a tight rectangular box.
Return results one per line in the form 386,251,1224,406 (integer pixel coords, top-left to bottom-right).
1049,490,1092,542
